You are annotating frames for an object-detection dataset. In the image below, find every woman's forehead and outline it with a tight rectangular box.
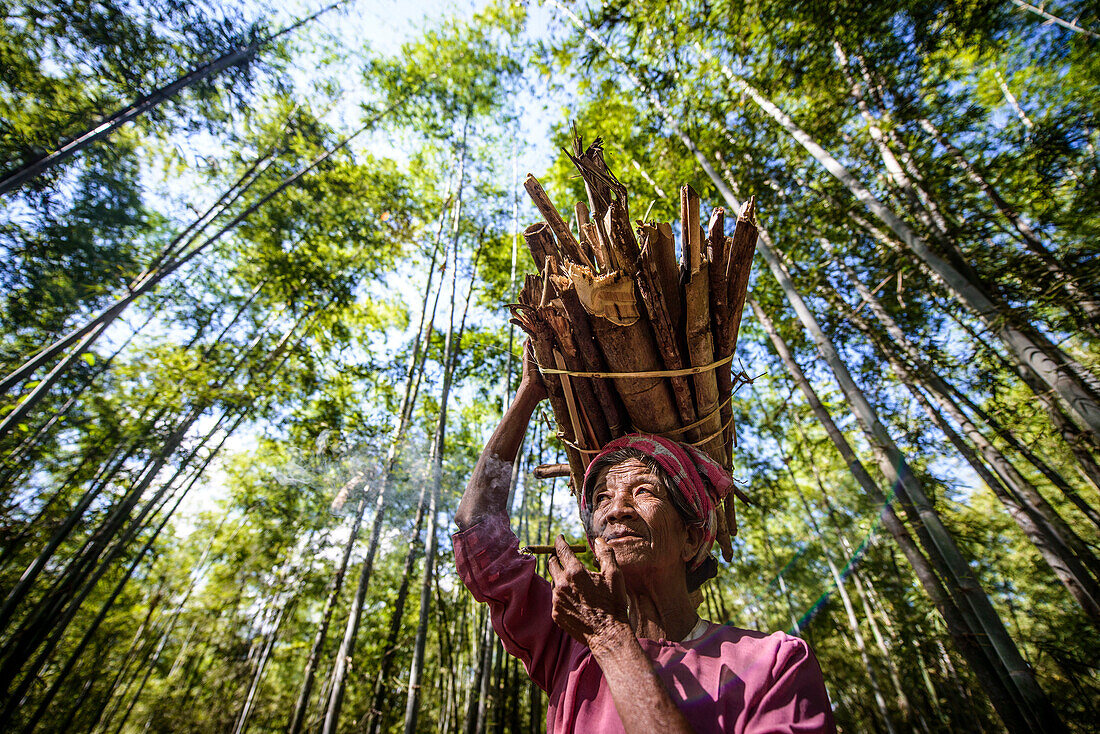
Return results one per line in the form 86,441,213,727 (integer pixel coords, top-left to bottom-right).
602,458,660,482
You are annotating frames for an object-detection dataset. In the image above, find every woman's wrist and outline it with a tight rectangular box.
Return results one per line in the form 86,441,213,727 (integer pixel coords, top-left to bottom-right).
586,620,637,663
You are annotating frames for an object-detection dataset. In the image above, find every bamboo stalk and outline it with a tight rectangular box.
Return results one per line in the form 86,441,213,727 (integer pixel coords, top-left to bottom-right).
653,222,684,342
587,309,680,436
715,197,758,462
581,222,612,271
707,208,727,347
575,201,590,229
725,197,758,348
522,223,559,275
714,500,734,561
551,279,627,438
544,302,612,447
510,297,586,485
524,174,592,269
533,463,570,479
637,223,700,429
682,207,724,460
604,199,640,276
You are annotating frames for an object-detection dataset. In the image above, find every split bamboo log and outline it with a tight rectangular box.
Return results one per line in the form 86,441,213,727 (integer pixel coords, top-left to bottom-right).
510,134,757,555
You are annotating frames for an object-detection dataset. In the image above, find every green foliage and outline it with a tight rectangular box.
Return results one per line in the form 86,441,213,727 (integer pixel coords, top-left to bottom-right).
1,1,1098,732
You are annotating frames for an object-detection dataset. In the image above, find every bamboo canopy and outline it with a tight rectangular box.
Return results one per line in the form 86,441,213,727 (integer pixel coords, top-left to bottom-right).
511,133,758,559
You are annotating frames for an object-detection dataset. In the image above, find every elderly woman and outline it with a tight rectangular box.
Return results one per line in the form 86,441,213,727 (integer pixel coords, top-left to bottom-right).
454,348,834,733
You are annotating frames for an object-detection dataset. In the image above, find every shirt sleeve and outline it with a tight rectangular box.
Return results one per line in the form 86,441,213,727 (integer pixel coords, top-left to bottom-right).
745,635,837,734
452,514,573,693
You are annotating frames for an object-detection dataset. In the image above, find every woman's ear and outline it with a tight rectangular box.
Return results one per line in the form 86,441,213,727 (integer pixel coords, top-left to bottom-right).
681,523,708,564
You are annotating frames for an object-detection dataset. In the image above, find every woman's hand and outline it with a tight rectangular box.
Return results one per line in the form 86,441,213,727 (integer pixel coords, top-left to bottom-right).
518,340,548,403
547,535,632,651
549,535,698,734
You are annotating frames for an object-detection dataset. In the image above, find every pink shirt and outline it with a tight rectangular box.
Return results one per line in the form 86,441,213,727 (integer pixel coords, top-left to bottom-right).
453,515,836,733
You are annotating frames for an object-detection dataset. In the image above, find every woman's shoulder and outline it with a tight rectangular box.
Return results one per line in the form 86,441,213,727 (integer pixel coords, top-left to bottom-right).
696,622,812,661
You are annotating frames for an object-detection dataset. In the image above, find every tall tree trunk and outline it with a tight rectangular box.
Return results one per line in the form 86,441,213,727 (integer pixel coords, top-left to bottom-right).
696,46,1100,440
0,0,351,196
828,250,1100,617
403,162,484,732
319,119,467,734
913,116,1100,326
0,105,395,432
772,435,898,734
288,179,450,734
364,480,431,734
18,412,243,732
946,383,1100,530
750,298,1056,732
0,307,316,722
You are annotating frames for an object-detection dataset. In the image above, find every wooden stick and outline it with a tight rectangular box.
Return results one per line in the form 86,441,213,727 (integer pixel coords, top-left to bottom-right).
706,207,727,346
524,174,593,269
575,201,591,228
724,495,738,538
553,279,627,437
604,199,640,277
653,222,683,336
510,301,587,485
523,222,558,275
533,463,570,479
581,222,611,271
679,191,723,459
717,197,758,464
725,196,758,350
523,544,588,554
587,309,680,437
544,303,612,447
637,223,699,429
714,500,734,561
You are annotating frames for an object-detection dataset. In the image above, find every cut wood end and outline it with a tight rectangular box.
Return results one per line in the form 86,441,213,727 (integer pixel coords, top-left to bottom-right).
708,207,725,235
738,196,757,223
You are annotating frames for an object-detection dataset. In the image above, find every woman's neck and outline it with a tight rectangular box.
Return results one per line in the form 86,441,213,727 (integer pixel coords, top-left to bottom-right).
623,569,700,641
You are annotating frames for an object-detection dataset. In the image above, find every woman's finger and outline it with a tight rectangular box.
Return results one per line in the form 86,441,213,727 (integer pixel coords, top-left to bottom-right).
592,537,617,575
553,534,585,575
546,553,563,585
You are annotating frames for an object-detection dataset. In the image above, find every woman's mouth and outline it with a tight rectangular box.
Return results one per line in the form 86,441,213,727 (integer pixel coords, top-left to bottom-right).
604,529,645,541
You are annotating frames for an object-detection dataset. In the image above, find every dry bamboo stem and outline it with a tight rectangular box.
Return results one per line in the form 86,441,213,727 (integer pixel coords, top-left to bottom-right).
544,303,612,447
653,222,684,339
604,199,640,276
511,297,586,485
523,223,559,275
581,222,612,271
553,282,627,437
524,174,593,269
714,500,734,561
533,463,570,479
575,201,590,229
707,208,728,346
716,197,758,461
587,310,680,436
682,213,724,461
725,197,758,347
638,224,700,429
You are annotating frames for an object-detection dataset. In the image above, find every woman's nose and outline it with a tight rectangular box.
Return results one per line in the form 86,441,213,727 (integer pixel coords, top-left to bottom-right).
604,489,637,521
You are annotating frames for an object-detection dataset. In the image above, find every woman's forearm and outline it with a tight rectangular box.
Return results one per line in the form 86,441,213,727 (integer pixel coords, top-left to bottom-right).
455,377,544,529
589,626,697,734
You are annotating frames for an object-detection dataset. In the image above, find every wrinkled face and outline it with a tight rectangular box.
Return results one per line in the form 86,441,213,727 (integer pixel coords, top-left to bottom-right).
590,459,703,576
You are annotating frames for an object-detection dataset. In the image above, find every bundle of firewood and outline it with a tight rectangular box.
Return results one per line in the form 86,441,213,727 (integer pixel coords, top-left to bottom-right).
510,135,758,559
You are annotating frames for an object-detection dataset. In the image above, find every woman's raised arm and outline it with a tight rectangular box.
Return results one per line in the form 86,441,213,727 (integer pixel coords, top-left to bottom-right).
455,342,547,530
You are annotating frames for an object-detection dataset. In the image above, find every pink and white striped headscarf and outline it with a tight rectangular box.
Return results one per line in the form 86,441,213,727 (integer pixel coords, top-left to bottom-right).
581,434,748,568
